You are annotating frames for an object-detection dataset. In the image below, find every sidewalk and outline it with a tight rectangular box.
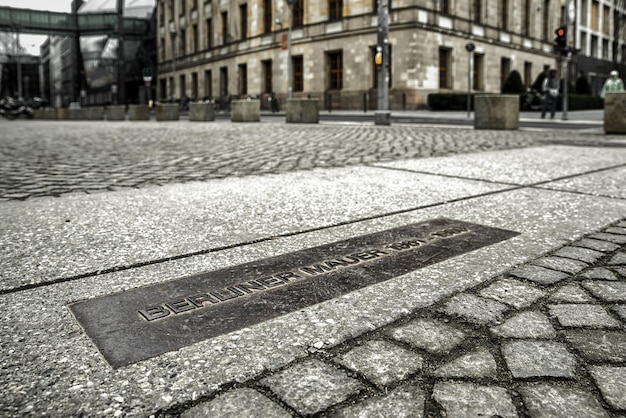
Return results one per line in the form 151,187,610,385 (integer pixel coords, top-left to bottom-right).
0,121,625,417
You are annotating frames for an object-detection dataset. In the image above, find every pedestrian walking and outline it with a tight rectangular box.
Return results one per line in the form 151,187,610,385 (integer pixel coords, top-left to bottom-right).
600,70,625,99
541,69,559,119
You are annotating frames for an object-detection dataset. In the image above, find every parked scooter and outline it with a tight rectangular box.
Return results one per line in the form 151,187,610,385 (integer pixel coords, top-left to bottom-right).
0,97,35,120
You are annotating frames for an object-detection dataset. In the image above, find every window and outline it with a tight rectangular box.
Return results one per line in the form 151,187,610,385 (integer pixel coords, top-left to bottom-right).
500,57,511,91
292,0,303,28
328,51,343,90
238,64,248,96
192,72,198,99
160,78,167,100
500,0,508,30
169,0,174,20
602,5,610,34
192,24,198,52
473,0,482,24
191,0,198,11
240,4,247,40
329,0,343,21
293,56,303,92
159,3,165,26
179,74,185,99
160,37,165,61
440,0,449,15
220,66,228,98
524,61,532,88
591,1,599,31
264,0,272,34
439,48,451,89
262,60,273,93
206,18,213,48
523,0,530,36
204,69,212,99
180,28,186,55
180,0,185,16
581,0,588,26
473,53,484,90
222,11,228,44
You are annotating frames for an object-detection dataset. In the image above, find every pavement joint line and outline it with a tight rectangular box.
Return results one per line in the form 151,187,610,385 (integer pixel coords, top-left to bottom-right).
154,218,626,417
0,184,525,296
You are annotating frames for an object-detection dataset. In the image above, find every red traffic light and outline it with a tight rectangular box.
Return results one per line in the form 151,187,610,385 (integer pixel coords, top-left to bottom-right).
554,26,567,49
555,27,566,37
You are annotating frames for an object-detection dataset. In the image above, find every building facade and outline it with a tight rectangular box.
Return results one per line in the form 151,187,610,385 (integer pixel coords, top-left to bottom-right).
156,0,626,110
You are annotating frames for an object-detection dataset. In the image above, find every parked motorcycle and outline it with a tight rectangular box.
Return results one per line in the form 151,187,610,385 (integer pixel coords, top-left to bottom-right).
0,97,35,120
521,88,544,111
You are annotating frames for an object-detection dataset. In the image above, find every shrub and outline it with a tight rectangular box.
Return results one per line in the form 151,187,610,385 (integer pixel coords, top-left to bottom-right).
427,93,475,110
502,70,525,94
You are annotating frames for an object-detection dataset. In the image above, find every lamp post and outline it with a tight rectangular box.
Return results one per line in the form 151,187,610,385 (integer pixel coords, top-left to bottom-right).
170,29,177,102
286,0,295,98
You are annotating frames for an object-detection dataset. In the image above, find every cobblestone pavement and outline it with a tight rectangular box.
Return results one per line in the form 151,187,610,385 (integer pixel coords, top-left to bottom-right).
0,120,603,201
163,220,626,418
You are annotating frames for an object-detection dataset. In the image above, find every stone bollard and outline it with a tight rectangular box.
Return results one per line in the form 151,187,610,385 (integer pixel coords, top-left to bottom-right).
128,105,150,121
189,102,216,121
69,108,87,120
85,107,104,121
156,103,179,121
604,92,626,134
56,108,69,120
285,99,320,124
474,94,519,130
231,100,260,122
106,105,126,121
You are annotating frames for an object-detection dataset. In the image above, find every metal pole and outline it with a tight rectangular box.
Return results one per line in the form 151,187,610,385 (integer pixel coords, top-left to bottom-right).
467,50,471,118
170,30,177,101
287,0,294,98
374,0,390,126
117,0,125,106
562,0,573,121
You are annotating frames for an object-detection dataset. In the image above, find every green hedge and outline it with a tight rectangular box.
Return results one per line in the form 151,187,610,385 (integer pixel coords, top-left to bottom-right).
427,93,603,111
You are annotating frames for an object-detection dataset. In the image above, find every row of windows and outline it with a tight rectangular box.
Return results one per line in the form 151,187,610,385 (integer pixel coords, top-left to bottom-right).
161,46,541,102
159,0,567,60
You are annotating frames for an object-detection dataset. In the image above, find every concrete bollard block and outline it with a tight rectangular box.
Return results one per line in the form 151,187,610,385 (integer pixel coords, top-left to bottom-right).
474,94,519,130
69,108,87,120
106,105,126,121
128,105,150,121
604,92,626,134
189,102,216,121
156,104,179,121
56,108,69,120
231,100,260,122
285,99,320,124
85,107,104,120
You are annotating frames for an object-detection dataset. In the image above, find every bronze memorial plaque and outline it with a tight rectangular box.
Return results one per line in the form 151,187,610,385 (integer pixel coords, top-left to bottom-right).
69,218,519,368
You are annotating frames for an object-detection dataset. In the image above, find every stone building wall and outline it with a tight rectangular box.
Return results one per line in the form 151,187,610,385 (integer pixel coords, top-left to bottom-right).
157,0,562,110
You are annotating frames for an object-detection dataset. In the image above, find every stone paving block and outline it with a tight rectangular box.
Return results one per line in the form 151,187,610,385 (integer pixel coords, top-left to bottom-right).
432,383,517,418
260,359,362,415
334,340,423,387
181,388,291,418
548,304,621,328
581,267,619,281
588,232,626,244
501,340,577,378
548,283,595,303
531,256,588,275
433,347,497,379
509,264,570,285
608,251,626,265
564,330,626,362
605,226,626,235
615,266,626,276
479,278,546,309
490,311,556,339
614,305,626,321
582,280,626,302
590,366,626,410
519,384,609,418
439,294,509,325
553,246,606,264
386,319,466,355
571,238,620,253
331,385,425,418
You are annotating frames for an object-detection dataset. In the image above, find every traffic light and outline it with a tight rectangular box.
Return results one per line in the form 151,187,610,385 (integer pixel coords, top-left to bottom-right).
554,26,567,49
